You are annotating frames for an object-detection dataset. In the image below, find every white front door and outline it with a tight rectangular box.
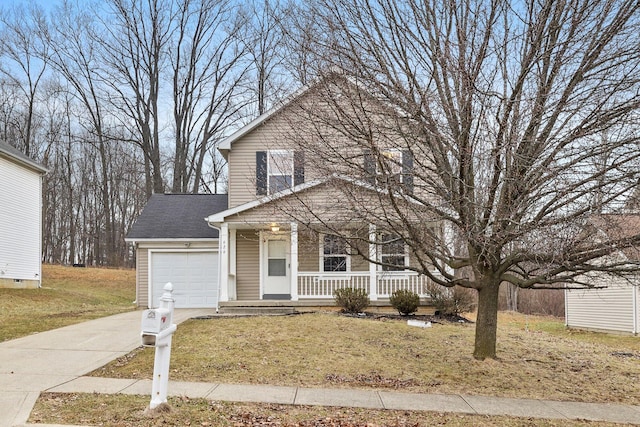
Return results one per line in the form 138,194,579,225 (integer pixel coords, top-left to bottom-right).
262,236,291,299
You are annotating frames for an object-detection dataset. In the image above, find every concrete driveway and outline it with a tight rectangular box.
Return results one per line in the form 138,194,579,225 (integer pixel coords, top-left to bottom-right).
0,308,213,426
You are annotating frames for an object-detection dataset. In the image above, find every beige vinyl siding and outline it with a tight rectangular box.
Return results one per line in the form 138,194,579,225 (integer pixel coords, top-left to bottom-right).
227,113,313,208
298,231,319,271
136,248,149,308
236,230,260,300
350,231,369,272
225,80,438,211
227,123,277,208
226,181,428,226
566,277,636,334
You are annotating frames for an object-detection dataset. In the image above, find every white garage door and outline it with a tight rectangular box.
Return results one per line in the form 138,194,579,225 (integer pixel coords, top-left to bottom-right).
150,251,218,308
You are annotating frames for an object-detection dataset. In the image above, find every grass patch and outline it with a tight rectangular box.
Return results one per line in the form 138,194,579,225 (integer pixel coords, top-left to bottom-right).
29,393,625,426
91,312,640,405
0,264,135,342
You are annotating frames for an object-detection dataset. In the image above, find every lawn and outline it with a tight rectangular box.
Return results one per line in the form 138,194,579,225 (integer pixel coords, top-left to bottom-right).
11,265,640,426
29,394,626,427
88,311,640,405
0,264,136,342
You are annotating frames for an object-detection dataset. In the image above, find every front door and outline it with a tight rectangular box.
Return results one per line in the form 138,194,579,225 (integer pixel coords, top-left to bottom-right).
263,236,291,299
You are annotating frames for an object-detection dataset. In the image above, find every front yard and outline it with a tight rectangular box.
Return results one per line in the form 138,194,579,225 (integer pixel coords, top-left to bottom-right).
8,266,639,425
89,311,640,405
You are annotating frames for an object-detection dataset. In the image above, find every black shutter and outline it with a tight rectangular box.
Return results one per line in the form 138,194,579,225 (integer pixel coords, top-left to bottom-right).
294,150,305,186
256,151,267,195
402,150,414,194
364,150,376,185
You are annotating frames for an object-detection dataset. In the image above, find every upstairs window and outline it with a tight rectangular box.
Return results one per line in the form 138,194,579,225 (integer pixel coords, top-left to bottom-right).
322,234,349,272
268,150,293,193
380,233,407,271
381,149,403,180
364,149,413,194
256,150,305,195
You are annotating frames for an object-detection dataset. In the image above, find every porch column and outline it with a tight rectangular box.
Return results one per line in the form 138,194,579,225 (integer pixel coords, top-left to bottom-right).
369,223,378,301
229,228,237,300
290,222,299,301
219,223,229,302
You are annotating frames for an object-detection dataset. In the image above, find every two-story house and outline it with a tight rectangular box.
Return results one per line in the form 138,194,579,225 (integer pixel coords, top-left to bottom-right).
129,76,439,309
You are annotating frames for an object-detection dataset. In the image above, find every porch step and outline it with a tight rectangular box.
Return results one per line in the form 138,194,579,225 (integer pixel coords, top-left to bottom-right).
218,306,299,315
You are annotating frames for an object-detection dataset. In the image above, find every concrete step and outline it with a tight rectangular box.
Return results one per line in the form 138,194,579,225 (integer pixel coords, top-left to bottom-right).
217,306,299,315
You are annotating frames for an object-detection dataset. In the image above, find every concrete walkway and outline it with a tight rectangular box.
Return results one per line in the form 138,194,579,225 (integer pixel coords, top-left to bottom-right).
1,311,639,426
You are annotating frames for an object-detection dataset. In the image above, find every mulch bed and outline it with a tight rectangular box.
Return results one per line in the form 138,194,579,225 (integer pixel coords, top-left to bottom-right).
339,311,473,324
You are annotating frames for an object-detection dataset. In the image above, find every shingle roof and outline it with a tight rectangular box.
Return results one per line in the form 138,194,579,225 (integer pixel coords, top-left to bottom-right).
0,141,47,173
126,193,228,240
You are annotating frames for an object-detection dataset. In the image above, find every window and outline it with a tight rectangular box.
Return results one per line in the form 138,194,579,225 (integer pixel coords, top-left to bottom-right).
380,234,407,271
322,234,349,272
381,149,403,180
268,150,293,194
363,148,414,194
267,240,287,277
256,150,304,196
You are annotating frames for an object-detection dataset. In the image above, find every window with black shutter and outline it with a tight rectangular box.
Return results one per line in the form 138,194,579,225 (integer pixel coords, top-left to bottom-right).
256,150,305,195
363,148,414,194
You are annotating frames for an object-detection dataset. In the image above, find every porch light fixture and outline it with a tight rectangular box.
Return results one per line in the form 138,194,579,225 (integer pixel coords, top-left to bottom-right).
270,224,280,232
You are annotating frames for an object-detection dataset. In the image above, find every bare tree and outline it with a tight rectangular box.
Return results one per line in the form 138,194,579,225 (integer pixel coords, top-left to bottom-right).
241,0,293,116
171,0,249,193
97,0,172,197
41,1,124,265
290,0,640,359
0,2,48,157
279,2,326,87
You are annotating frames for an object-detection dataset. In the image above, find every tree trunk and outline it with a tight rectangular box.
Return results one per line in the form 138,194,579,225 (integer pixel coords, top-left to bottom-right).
473,281,501,360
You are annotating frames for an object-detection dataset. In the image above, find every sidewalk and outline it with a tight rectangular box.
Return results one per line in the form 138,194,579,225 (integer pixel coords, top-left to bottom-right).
45,376,640,424
1,310,639,426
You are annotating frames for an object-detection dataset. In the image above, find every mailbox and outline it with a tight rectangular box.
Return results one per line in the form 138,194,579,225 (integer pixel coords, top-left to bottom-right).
140,282,177,410
141,308,172,334
141,308,174,347
141,324,177,347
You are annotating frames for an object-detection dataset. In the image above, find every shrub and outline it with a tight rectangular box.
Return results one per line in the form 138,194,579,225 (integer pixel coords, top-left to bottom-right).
334,287,370,313
426,284,476,316
389,289,420,315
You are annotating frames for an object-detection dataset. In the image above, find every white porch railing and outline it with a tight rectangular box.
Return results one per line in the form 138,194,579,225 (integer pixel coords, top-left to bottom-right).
376,271,430,297
297,271,432,299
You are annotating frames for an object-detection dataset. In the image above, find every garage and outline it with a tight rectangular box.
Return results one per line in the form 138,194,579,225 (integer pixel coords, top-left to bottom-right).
150,251,219,308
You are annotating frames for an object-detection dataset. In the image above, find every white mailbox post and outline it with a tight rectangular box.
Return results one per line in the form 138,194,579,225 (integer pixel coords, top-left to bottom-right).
141,282,177,410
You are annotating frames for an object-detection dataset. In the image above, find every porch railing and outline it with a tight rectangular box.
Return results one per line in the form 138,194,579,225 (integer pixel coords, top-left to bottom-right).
297,271,432,299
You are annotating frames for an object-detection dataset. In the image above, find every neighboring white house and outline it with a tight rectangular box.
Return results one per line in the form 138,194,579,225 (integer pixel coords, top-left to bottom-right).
565,214,640,335
0,142,47,288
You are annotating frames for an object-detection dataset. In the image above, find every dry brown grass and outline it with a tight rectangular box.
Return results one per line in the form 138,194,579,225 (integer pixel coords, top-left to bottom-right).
0,264,135,341
10,265,639,425
29,393,626,427
91,311,640,405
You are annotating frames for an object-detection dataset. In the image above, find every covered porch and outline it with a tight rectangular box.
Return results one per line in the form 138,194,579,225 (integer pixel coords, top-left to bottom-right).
216,221,436,304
